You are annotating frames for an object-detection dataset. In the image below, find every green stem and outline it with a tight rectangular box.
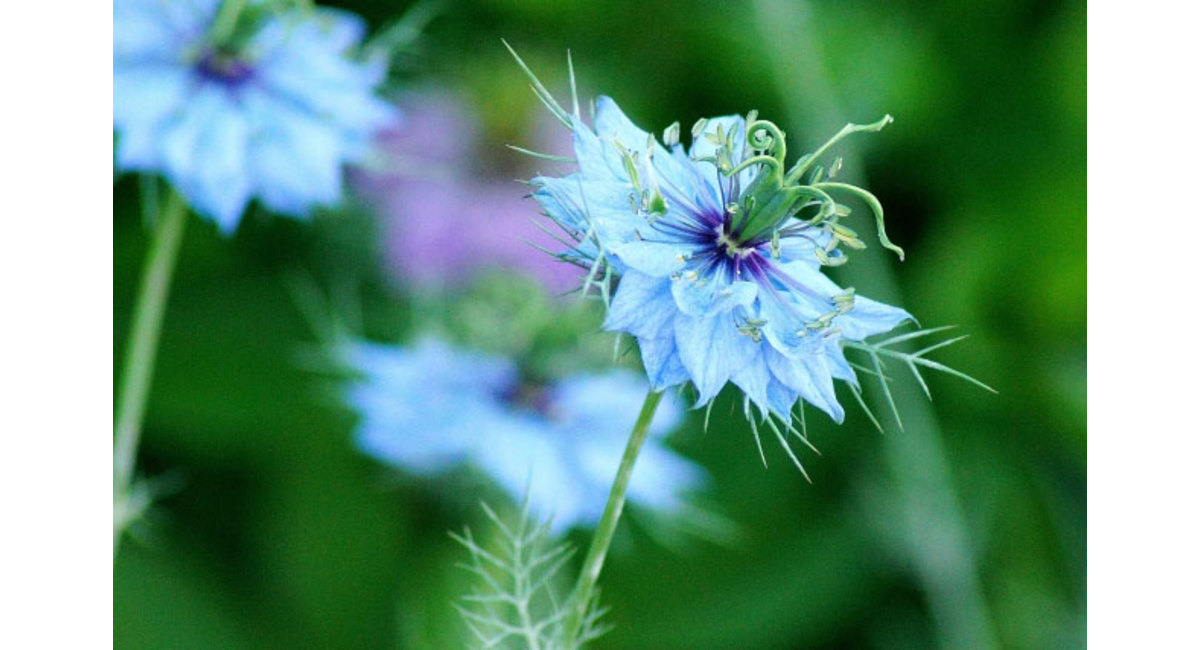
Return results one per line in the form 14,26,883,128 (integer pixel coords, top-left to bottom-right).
113,190,188,553
562,389,663,643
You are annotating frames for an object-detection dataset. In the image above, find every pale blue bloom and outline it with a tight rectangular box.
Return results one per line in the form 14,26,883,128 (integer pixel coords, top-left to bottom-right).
343,337,704,531
114,0,397,232
532,98,912,422
345,338,519,476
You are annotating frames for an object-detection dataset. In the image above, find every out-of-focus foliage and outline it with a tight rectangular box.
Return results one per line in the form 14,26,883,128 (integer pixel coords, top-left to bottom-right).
114,0,1084,648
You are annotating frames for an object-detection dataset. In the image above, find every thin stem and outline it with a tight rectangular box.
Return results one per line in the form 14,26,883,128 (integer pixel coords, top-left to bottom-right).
113,189,188,553
562,389,663,643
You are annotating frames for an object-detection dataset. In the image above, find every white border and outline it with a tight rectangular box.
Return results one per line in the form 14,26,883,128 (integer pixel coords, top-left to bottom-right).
2,1,113,646
1089,2,1200,647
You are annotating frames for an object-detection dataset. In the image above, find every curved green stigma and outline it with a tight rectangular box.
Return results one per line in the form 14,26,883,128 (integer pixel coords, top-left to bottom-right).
718,113,903,261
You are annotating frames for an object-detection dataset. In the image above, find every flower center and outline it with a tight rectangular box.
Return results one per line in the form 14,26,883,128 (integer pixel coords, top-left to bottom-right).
714,223,757,260
498,381,558,419
196,49,255,85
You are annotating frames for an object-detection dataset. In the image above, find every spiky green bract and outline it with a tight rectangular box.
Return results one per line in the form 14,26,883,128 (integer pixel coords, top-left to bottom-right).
453,503,609,649
843,326,997,431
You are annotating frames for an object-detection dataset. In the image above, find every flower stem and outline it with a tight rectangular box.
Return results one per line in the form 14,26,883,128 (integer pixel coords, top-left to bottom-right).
563,389,663,643
113,189,188,554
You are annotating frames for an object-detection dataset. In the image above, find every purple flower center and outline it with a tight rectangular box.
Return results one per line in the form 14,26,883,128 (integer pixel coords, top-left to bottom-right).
645,182,836,316
195,49,255,86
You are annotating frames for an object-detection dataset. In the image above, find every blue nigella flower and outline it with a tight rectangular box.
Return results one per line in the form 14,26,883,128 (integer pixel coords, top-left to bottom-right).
113,0,397,232
343,337,705,532
529,94,913,424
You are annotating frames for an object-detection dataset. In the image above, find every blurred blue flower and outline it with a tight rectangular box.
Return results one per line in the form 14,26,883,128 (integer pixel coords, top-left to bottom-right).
113,0,397,232
533,97,911,422
343,337,704,531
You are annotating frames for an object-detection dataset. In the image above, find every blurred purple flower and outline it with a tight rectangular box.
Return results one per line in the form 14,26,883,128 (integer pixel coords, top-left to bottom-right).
359,91,582,292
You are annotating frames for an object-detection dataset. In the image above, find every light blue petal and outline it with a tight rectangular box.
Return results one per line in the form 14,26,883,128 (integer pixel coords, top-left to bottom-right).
345,338,522,476
671,272,757,316
302,7,369,52
730,346,770,416
113,66,189,131
687,115,757,198
574,102,651,186
159,87,252,230
766,346,845,423
608,239,700,277
550,370,684,439
755,262,842,353
755,289,810,352
243,92,344,216
772,260,843,308
766,378,801,419
776,222,833,268
255,30,395,133
594,96,653,151
688,115,746,162
674,312,758,405
836,295,914,341
351,388,481,475
604,271,676,339
532,175,641,244
114,0,215,61
637,335,690,391
825,345,859,385
624,443,707,510
114,66,190,170
570,116,624,182
476,421,589,532
666,144,723,214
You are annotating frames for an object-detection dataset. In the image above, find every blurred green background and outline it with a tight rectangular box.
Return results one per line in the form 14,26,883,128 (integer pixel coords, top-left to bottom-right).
114,0,1085,647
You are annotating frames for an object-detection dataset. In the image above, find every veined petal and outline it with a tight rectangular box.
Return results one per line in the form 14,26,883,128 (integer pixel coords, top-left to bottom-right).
766,378,801,420
766,346,845,423
836,295,914,341
825,345,859,385
730,346,771,416
688,115,757,198
776,223,833,268
571,116,624,182
636,334,690,390
671,272,757,316
594,95,653,152
604,271,676,339
755,284,820,352
688,115,747,162
609,239,702,277
532,175,641,245
674,312,758,405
